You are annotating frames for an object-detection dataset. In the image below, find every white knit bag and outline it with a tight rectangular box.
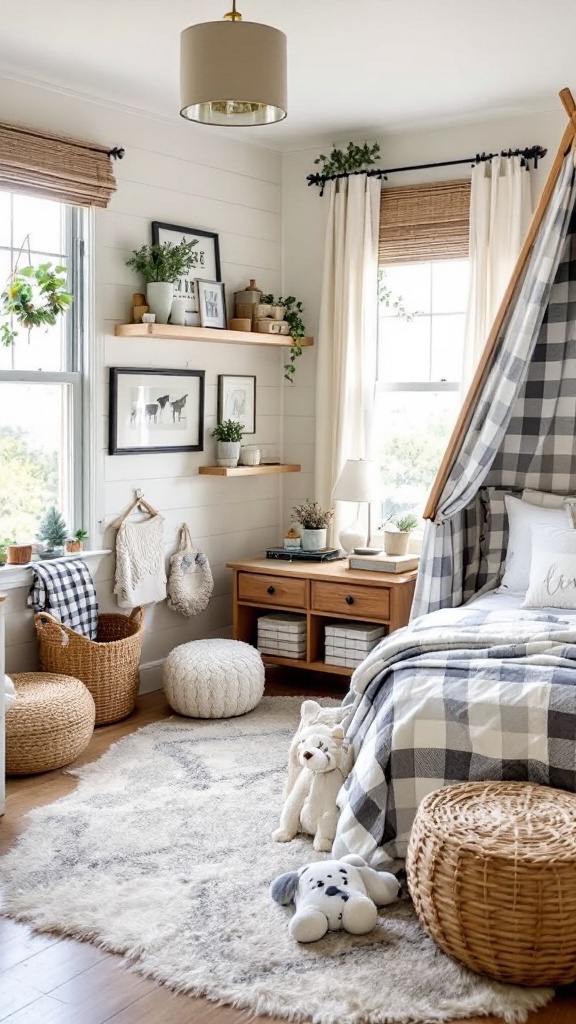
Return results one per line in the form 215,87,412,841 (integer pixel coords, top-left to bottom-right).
167,524,214,616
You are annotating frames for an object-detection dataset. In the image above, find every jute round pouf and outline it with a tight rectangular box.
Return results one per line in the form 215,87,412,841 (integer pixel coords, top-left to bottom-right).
163,638,265,718
406,781,576,986
6,672,96,775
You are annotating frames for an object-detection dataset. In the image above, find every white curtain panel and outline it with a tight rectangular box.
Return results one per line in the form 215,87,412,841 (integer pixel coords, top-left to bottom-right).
461,156,534,392
315,175,381,545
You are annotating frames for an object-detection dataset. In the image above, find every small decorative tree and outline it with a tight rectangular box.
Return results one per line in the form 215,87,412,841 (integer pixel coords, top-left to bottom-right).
36,506,68,552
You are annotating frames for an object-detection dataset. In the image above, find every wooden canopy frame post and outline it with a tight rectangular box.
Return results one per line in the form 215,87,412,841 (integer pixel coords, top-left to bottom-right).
424,87,576,521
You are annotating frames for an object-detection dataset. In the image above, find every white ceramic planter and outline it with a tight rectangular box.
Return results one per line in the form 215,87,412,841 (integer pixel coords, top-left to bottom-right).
384,530,410,556
301,528,327,551
216,441,241,467
170,297,188,326
146,282,174,325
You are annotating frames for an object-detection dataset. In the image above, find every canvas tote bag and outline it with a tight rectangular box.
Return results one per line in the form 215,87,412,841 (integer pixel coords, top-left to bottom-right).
167,524,214,616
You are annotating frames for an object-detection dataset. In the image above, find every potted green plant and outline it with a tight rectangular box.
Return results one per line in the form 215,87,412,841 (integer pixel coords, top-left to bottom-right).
0,260,73,347
383,512,419,557
125,239,198,325
36,506,69,558
291,499,334,551
65,528,88,554
211,419,245,467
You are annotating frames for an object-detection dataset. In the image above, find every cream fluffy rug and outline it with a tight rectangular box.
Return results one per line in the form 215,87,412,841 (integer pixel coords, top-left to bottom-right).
1,696,553,1024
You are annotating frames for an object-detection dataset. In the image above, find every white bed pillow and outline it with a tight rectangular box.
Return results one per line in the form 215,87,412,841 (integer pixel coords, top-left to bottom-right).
523,525,576,609
499,494,572,594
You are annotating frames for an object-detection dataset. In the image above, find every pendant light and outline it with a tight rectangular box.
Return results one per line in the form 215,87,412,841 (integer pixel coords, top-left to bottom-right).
180,2,287,127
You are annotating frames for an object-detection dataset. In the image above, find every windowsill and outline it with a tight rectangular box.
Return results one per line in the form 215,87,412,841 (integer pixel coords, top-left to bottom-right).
0,550,112,591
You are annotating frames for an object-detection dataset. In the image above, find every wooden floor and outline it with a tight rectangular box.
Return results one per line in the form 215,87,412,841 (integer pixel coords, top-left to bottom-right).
1,670,575,1024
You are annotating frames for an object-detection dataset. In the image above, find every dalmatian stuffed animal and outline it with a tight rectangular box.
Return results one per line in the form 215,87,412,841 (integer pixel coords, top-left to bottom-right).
270,854,400,942
272,724,354,852
283,699,348,799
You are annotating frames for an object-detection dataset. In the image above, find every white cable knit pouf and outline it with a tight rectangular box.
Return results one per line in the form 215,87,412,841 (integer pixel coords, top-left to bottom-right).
163,638,265,718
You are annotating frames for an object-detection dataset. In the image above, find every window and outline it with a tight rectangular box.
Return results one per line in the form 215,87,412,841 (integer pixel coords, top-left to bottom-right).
0,192,86,547
374,258,469,523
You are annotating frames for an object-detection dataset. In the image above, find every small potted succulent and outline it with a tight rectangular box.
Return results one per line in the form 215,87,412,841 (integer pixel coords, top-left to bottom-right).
36,505,69,558
125,239,198,325
382,512,419,556
291,499,334,551
211,419,245,467
65,528,88,554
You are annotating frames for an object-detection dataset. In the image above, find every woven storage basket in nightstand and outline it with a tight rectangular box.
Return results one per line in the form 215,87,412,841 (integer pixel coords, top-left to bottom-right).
34,608,144,726
406,780,576,986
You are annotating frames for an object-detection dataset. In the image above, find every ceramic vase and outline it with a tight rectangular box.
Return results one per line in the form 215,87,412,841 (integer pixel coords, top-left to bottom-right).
384,530,410,556
301,528,327,551
169,297,188,326
146,282,174,325
216,441,241,468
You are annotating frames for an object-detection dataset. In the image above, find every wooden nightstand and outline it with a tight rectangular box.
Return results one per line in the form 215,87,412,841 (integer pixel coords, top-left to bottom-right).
226,557,417,677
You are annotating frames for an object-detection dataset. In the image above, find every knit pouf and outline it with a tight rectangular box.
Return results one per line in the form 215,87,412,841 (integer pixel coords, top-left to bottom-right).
163,639,265,718
6,672,95,775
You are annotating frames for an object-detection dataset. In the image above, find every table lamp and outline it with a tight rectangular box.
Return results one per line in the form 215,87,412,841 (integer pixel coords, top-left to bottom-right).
332,458,382,555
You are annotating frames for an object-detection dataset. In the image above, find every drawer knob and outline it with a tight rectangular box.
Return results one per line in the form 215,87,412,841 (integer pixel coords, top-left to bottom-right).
267,585,275,594
345,595,354,605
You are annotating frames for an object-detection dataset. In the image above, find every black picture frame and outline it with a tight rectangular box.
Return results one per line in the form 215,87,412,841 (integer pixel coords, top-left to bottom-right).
151,222,221,323
218,374,256,434
109,367,205,455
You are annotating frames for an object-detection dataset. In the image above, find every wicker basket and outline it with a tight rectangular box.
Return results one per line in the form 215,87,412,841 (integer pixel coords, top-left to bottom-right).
406,781,576,986
34,608,144,726
6,672,95,775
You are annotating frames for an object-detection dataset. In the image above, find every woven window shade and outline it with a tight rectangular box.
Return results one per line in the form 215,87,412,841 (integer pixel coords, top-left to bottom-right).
0,122,117,208
379,179,470,265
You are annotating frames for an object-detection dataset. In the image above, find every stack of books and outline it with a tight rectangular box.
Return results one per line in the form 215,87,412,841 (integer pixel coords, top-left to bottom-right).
266,547,343,562
324,621,386,669
257,612,306,659
348,552,419,573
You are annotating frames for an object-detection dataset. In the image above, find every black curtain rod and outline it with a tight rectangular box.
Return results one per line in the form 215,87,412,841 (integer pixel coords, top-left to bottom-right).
306,145,547,195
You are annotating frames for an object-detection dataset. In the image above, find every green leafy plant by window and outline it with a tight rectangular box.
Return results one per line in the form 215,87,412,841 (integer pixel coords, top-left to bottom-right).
378,268,420,321
260,293,307,383
291,499,334,530
211,420,245,442
36,506,68,548
0,259,73,348
125,240,198,283
313,141,381,178
71,528,88,542
382,512,419,533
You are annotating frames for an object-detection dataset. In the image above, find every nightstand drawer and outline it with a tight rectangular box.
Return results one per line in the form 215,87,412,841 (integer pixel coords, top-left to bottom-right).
238,572,306,608
311,581,389,620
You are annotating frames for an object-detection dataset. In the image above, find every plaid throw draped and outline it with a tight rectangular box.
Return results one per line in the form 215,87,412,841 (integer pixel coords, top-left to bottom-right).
28,559,99,639
413,150,576,618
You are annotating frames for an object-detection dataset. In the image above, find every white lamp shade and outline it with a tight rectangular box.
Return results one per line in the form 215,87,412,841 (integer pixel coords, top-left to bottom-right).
332,459,382,503
180,21,287,127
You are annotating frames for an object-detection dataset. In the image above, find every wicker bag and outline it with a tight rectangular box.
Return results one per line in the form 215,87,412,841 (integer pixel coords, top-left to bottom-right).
34,608,144,725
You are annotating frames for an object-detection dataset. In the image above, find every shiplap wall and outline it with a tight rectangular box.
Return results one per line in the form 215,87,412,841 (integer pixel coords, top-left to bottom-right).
0,76,290,686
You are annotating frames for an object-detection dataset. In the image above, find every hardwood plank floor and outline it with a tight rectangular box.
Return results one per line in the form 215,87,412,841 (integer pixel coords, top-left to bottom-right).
1,669,574,1024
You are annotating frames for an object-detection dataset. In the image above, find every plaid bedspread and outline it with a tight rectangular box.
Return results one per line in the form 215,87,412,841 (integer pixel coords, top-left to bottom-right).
333,605,576,869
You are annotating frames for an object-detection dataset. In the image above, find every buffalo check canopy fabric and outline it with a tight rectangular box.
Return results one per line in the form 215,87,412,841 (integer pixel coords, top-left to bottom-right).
29,558,98,639
333,602,576,869
413,150,576,617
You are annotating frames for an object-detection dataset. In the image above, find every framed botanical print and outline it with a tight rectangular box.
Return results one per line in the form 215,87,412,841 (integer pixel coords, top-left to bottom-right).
151,222,221,325
197,280,227,329
109,367,205,454
218,374,256,434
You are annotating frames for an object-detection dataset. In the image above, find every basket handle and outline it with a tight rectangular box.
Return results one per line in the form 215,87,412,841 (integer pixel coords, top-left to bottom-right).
34,611,76,639
129,606,144,625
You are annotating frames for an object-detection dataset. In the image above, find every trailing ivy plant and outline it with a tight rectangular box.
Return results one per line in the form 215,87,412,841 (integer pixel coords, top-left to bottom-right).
0,259,72,347
378,268,419,321
260,293,307,383
313,141,381,178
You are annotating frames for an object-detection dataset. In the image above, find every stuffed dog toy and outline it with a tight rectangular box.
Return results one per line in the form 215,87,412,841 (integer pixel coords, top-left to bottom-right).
270,854,400,942
283,699,348,798
273,724,354,851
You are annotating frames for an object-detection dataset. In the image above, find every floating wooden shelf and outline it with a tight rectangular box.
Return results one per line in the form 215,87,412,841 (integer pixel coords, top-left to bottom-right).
114,323,314,348
199,464,301,477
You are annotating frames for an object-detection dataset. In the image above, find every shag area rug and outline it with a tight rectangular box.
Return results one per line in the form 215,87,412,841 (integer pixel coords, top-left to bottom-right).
1,696,553,1024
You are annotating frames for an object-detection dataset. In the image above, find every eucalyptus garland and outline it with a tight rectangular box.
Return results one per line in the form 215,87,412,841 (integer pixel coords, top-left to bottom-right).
260,293,306,383
313,141,381,179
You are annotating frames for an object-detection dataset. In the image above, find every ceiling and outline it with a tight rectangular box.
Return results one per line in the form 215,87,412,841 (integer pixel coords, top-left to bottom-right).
0,0,575,150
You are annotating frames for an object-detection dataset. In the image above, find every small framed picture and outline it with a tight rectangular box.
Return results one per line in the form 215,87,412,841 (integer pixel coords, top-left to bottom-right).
218,374,256,434
151,222,221,325
197,279,227,329
109,367,205,455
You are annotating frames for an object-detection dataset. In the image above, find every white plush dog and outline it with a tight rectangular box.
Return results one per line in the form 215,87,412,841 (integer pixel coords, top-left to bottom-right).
270,854,400,942
283,699,348,798
273,724,353,851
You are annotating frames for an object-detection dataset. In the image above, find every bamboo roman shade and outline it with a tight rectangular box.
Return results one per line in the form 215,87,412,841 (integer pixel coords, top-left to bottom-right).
379,179,470,265
0,122,117,208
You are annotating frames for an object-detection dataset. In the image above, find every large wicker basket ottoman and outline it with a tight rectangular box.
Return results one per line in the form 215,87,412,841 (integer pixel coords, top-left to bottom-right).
406,780,576,986
6,672,95,775
163,638,265,718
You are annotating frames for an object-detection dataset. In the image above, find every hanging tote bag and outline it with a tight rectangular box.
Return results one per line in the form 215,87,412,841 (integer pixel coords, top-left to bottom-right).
167,524,214,616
